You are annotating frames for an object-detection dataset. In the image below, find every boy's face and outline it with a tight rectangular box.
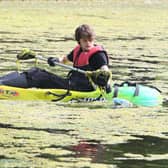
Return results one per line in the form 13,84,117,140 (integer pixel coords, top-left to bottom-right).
79,38,94,51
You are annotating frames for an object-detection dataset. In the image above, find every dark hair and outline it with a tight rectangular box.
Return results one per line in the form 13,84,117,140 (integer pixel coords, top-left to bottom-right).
75,24,96,42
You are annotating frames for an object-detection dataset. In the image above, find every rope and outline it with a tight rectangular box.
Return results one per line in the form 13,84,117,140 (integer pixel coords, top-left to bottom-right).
46,90,71,102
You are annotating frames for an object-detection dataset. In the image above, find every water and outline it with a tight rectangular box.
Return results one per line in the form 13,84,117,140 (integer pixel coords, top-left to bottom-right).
0,1,168,167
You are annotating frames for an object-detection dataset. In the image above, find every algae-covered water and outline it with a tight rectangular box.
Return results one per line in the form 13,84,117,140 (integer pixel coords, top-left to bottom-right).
0,0,168,167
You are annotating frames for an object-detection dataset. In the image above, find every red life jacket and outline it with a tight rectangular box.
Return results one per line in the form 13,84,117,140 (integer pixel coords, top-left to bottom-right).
73,45,108,69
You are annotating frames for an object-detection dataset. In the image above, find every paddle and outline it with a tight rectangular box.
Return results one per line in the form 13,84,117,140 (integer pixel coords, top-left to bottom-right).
16,49,112,88
38,55,87,74
17,48,86,74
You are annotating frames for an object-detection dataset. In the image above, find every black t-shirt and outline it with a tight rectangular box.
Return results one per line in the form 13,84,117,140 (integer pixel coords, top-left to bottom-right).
67,50,108,70
66,49,109,91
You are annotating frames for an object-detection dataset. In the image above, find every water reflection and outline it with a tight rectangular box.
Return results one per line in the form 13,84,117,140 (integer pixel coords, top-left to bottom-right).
71,140,104,162
0,122,73,135
162,99,168,107
110,135,168,168
35,136,168,167
69,136,168,167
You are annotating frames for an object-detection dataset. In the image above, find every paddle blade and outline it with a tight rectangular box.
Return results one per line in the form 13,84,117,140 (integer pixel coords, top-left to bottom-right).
17,49,36,60
87,70,112,87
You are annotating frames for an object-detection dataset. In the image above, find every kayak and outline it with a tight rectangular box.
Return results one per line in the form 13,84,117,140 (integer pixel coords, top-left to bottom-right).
0,51,162,106
0,82,162,106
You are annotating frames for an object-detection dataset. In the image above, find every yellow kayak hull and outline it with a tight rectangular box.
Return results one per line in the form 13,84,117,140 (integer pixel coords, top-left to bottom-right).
0,85,101,101
0,84,162,106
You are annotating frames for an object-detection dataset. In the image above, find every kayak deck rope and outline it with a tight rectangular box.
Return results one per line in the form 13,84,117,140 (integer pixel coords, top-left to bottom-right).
47,75,72,102
46,90,71,102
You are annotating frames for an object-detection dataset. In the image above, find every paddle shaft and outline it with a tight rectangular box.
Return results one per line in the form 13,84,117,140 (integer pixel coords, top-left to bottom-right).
36,55,86,74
